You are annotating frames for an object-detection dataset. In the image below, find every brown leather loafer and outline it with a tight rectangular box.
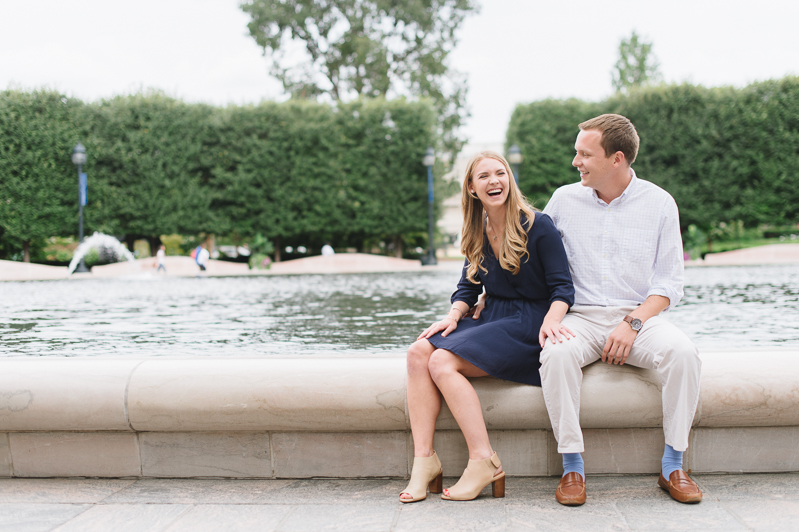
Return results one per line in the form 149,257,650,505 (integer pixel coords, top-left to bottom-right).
556,472,586,506
658,470,702,503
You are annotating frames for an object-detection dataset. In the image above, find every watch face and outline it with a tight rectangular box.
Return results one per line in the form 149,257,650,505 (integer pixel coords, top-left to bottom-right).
631,318,643,331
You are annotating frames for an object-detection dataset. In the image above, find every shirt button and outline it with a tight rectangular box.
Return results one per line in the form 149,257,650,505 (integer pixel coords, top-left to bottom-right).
603,253,606,258
603,276,607,280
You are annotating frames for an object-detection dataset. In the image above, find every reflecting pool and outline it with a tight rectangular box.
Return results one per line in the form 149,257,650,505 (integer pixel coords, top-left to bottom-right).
1,264,798,357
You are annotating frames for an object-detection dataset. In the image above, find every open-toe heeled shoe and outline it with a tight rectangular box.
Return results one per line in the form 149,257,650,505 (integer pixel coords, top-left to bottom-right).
399,451,443,503
441,451,505,501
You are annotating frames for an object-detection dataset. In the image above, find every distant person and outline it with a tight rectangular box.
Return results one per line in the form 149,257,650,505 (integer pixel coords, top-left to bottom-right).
196,243,210,272
321,243,335,256
156,244,166,273
399,151,574,503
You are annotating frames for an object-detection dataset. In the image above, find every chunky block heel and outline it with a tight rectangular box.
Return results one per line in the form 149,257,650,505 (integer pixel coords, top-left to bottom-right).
442,451,505,501
400,451,443,503
492,475,505,498
429,471,443,494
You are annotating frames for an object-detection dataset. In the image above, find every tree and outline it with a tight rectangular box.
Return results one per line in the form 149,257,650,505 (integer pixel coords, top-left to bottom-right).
612,31,662,94
0,90,84,262
240,0,476,157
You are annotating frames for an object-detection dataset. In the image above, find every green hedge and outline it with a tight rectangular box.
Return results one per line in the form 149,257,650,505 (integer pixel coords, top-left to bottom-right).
507,77,799,231
0,90,436,259
0,91,86,259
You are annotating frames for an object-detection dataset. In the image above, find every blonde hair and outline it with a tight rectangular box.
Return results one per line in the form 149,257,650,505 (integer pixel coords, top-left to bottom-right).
460,151,537,283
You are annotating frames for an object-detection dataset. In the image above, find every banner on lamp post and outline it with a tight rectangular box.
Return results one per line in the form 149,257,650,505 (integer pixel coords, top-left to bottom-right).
79,172,87,206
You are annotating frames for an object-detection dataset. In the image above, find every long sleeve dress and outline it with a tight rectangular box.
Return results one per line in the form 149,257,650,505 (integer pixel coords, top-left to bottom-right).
427,212,574,386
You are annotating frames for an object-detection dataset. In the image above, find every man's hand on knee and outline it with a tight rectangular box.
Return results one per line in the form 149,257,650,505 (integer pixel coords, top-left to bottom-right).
602,323,638,365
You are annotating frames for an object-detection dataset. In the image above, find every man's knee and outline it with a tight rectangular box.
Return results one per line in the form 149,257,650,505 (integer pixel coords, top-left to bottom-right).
666,338,701,372
407,340,433,374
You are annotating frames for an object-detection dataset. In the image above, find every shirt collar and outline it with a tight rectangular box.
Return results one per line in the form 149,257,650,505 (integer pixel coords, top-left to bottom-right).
588,168,637,206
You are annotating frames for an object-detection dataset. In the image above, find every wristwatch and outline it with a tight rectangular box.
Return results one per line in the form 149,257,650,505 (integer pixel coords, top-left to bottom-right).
623,315,643,332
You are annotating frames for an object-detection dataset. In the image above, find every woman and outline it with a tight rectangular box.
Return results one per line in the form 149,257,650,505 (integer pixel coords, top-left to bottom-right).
400,151,575,502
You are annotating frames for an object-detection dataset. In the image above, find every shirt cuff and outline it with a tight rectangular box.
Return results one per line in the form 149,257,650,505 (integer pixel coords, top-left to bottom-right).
646,287,680,311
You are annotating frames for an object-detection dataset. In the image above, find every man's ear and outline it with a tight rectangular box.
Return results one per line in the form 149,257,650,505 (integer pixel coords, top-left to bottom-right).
613,151,626,168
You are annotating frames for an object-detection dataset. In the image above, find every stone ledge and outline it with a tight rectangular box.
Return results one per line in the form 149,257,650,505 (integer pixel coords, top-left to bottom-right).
2,352,798,433
0,351,797,478
1,427,797,478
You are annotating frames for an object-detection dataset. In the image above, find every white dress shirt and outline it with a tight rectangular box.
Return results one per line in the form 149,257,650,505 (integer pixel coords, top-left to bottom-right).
543,169,685,310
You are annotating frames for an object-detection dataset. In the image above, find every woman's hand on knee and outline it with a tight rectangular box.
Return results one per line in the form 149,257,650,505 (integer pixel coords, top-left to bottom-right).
418,318,458,340
538,318,576,348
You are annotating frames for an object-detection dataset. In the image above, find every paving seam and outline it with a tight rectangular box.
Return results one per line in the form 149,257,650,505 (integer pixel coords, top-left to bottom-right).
712,496,756,532
273,505,297,532
389,503,402,531
610,501,634,531
94,479,140,504
49,502,97,531
157,503,195,532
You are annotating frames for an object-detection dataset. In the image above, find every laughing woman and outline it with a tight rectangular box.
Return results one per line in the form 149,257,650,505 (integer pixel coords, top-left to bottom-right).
400,151,575,502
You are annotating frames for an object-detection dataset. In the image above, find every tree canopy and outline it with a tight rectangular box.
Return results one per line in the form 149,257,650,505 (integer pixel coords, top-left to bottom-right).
612,31,662,94
240,0,477,156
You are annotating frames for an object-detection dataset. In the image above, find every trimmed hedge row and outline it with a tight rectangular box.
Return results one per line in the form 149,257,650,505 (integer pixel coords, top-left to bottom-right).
507,77,799,231
0,90,437,259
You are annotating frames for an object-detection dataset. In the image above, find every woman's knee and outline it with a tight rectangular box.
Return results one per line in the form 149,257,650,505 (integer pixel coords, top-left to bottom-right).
407,340,434,373
427,349,458,382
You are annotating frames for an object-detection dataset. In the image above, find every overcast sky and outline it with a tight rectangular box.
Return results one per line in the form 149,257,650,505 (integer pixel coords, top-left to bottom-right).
2,0,798,144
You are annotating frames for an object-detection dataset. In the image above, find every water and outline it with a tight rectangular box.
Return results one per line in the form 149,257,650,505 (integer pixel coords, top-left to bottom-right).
1,265,798,357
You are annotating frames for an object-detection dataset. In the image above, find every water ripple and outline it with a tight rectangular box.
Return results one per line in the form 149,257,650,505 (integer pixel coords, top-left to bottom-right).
1,264,797,357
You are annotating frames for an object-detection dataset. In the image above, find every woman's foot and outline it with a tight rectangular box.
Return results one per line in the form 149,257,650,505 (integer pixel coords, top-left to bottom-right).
442,452,505,501
399,451,443,503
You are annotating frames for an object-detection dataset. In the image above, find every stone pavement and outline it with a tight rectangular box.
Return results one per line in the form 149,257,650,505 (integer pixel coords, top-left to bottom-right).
0,474,797,531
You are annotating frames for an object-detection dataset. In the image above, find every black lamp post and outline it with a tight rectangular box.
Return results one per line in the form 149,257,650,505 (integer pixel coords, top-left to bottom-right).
421,147,437,266
508,144,522,185
72,143,90,273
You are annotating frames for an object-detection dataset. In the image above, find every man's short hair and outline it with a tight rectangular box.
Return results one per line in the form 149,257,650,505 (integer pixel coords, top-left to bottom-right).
579,114,640,165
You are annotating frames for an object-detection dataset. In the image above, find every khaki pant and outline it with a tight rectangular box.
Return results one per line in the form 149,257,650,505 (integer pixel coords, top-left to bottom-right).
540,305,701,453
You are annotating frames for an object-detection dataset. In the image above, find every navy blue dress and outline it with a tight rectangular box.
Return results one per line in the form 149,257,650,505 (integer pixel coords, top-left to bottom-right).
428,212,574,386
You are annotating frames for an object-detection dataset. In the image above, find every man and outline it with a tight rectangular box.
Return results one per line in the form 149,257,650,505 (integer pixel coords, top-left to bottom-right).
541,114,702,505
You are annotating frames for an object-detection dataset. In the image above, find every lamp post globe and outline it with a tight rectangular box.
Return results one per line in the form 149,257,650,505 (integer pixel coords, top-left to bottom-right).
72,143,90,273
508,144,522,185
421,147,437,266
71,143,87,166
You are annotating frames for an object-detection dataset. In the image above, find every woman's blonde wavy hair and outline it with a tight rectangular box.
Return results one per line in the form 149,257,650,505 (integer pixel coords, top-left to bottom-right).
460,151,537,284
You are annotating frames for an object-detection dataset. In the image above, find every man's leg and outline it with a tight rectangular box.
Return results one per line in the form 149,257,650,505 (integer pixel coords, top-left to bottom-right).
540,306,607,505
616,309,703,503
540,306,606,454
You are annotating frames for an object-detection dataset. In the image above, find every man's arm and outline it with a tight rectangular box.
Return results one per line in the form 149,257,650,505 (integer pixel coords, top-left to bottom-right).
602,295,669,365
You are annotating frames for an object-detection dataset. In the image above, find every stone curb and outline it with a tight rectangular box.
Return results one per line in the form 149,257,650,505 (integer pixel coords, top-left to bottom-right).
1,351,797,478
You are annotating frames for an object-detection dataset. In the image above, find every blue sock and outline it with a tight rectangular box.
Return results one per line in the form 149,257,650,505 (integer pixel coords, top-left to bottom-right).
662,444,683,478
562,453,584,481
